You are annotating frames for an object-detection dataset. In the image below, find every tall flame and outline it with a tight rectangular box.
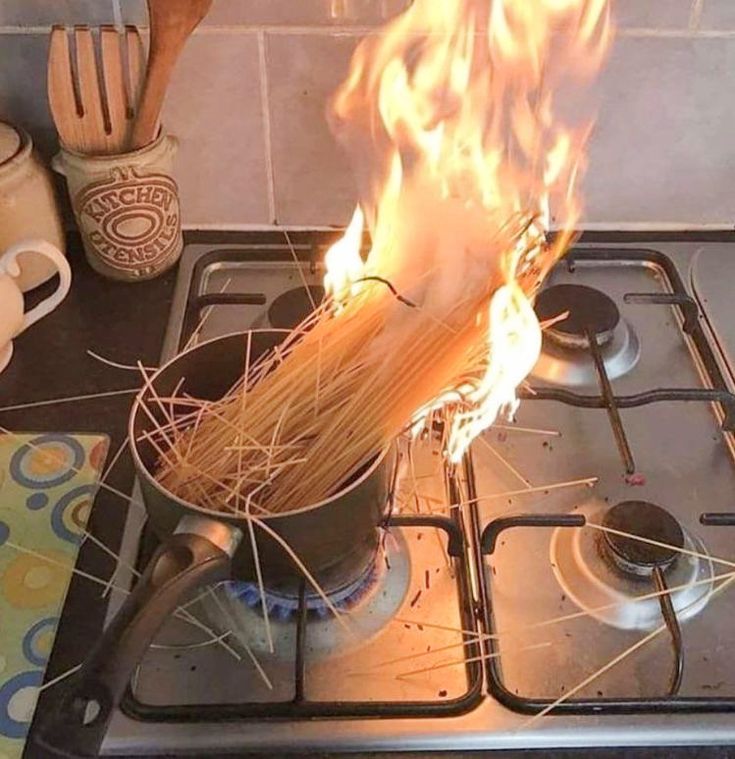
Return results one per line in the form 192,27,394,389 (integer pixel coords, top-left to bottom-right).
324,0,612,461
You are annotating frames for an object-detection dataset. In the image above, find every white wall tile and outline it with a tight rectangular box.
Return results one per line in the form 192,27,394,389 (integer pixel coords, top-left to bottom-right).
700,0,735,30
0,34,56,156
163,33,271,225
0,0,115,25
583,36,735,224
204,0,409,26
118,0,409,26
613,0,692,29
265,33,358,226
117,0,146,24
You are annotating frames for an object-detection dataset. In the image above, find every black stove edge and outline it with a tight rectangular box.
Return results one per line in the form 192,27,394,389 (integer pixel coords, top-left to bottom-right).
178,229,735,246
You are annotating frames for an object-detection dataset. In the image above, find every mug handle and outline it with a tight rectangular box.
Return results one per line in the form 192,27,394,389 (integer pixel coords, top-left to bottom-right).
0,239,72,332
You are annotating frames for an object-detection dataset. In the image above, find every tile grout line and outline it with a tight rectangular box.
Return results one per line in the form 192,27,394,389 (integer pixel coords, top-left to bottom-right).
179,221,735,232
690,0,706,31
257,29,277,224
620,27,730,38
2,24,734,38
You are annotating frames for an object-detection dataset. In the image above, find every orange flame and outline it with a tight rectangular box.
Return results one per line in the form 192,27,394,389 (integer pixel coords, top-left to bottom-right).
325,0,612,461
324,205,365,309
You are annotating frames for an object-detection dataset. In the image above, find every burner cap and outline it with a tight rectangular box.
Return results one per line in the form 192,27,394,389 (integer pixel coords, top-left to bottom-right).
550,500,713,631
536,284,620,349
602,501,684,573
268,285,324,330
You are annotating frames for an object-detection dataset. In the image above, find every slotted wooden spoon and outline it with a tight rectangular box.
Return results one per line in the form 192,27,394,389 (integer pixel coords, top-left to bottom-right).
99,25,147,151
130,0,214,149
48,25,146,155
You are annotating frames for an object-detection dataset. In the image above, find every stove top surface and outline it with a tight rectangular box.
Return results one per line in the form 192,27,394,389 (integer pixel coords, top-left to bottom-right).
103,235,735,754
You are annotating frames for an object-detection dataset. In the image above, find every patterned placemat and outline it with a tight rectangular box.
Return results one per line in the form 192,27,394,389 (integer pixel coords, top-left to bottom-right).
0,433,108,759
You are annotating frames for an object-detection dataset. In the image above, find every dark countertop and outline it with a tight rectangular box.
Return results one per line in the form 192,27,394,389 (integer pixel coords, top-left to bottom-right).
1,239,177,759
3,236,733,759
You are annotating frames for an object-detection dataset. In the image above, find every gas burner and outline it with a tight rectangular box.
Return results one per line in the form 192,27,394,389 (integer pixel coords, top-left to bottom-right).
230,556,379,621
268,285,324,330
201,529,411,657
550,499,714,631
538,284,620,349
532,283,640,387
601,500,684,578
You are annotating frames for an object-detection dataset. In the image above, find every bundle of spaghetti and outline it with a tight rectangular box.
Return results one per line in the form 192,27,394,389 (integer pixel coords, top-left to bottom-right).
149,213,541,515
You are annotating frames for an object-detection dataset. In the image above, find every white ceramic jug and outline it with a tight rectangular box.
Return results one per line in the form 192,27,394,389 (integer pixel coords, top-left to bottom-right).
0,122,67,292
0,239,71,373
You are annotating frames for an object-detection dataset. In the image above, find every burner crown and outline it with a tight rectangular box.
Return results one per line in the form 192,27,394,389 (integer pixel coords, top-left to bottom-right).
536,283,620,349
602,500,684,573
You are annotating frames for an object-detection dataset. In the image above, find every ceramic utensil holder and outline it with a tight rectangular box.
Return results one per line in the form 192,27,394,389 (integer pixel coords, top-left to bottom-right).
0,123,66,292
53,132,182,282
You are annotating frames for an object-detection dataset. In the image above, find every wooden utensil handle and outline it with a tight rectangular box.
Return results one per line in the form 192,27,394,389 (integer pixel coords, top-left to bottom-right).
129,49,177,149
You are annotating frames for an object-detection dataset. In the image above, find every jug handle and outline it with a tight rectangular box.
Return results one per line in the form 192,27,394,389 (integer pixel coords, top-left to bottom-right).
0,240,72,332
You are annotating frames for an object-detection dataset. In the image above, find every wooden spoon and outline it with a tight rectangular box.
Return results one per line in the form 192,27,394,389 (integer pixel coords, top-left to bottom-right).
48,26,108,154
130,0,214,150
48,25,146,155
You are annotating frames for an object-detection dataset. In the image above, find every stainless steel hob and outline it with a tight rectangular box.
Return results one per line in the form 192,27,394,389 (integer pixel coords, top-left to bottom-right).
103,234,735,754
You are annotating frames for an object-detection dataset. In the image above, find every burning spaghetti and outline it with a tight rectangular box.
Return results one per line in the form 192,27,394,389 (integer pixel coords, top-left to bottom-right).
150,0,612,514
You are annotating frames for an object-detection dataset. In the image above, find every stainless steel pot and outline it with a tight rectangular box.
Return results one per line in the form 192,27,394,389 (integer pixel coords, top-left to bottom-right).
36,331,396,758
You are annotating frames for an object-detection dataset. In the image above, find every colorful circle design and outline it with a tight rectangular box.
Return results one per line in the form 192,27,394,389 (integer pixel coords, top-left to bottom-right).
1,551,68,610
9,434,84,490
89,438,109,472
22,617,58,667
25,492,49,511
0,670,42,739
50,485,95,544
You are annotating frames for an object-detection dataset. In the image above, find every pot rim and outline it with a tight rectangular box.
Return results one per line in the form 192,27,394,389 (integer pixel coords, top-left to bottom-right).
129,329,393,522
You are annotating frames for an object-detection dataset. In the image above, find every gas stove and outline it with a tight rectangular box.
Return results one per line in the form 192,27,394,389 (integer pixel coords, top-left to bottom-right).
103,234,735,754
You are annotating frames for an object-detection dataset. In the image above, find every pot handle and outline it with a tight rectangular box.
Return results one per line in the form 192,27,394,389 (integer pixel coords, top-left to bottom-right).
34,516,242,758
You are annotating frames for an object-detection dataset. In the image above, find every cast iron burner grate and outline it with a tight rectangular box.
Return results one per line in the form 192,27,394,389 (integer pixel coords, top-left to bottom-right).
228,557,380,621
470,248,735,716
523,249,735,475
124,512,481,721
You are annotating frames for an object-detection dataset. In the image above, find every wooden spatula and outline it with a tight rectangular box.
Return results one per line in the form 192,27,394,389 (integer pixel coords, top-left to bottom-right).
99,25,147,151
73,27,108,154
48,25,146,155
48,26,92,154
130,0,214,150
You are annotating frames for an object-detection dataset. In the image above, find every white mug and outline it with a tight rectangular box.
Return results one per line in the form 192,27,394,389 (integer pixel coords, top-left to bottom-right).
0,239,71,373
